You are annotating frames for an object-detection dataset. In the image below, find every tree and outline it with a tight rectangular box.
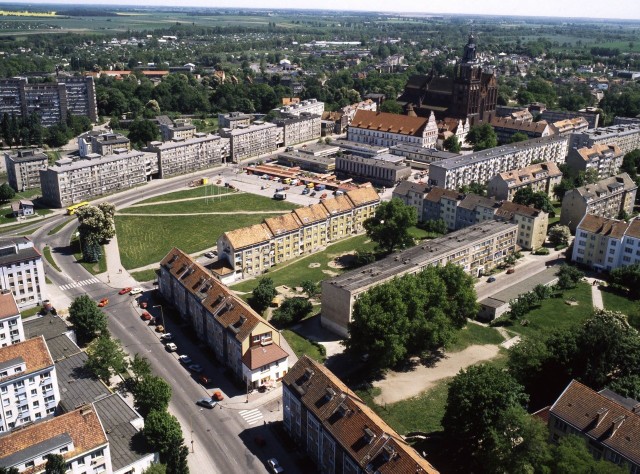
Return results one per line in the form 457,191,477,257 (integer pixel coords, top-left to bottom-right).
0,468,19,474
549,225,571,247
379,100,403,114
45,454,66,474
143,410,184,457
143,464,167,474
513,187,554,213
301,280,318,299
364,198,417,254
609,263,640,298
271,297,313,327
130,353,152,384
75,203,116,263
443,135,461,153
620,149,640,182
128,118,160,147
134,375,172,418
607,374,640,400
553,178,575,200
85,334,128,381
249,277,277,315
551,435,627,474
0,183,16,201
68,295,108,344
166,444,189,474
509,132,529,143
466,123,498,151
556,264,584,290
442,364,528,461
420,218,448,235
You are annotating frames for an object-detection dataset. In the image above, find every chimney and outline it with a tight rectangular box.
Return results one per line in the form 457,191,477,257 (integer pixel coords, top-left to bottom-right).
632,403,640,414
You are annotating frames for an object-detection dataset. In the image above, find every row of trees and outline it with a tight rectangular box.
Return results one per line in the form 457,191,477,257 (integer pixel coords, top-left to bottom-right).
0,112,92,148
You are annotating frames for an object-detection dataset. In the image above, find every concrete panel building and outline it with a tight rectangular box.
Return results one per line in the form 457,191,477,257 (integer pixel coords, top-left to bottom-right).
147,133,229,178
347,110,438,148
157,116,196,142
273,113,321,147
335,153,411,187
428,135,569,190
221,122,279,163
570,123,640,155
488,161,563,201
57,76,98,123
560,173,637,232
0,291,23,348
321,220,518,336
0,237,46,310
565,143,623,180
274,98,324,117
5,149,48,191
218,111,252,130
90,133,131,157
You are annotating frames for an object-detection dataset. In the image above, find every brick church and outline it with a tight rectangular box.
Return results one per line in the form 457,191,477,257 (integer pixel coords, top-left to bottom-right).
398,33,498,125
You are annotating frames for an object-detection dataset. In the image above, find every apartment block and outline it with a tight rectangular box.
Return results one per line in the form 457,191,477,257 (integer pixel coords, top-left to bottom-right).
221,122,279,163
4,149,48,191
148,133,229,178
218,112,252,130
0,406,111,473
0,336,59,433
283,356,439,474
571,214,640,271
489,116,552,144
560,174,637,232
90,133,131,157
566,143,623,180
487,161,563,201
0,237,46,310
570,123,640,155
428,135,569,190
23,82,68,127
335,153,411,187
549,117,589,136
273,98,324,117
347,110,438,148
40,150,158,208
547,380,640,472
321,220,518,336
218,187,380,281
0,292,23,348
57,76,98,123
273,113,321,147
157,115,196,142
158,248,289,388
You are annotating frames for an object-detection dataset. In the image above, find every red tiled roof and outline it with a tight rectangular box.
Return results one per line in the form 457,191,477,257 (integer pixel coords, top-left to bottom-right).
0,291,19,321
241,343,289,370
350,110,428,137
0,336,53,384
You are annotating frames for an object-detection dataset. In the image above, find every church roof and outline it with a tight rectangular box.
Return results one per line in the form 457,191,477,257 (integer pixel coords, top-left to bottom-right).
350,110,428,137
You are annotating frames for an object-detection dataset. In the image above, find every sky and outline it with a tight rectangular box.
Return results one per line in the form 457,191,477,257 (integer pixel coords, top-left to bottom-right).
7,0,640,21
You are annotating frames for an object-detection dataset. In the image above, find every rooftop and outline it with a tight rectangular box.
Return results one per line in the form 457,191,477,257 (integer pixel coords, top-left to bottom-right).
573,173,637,200
0,336,53,384
48,151,151,173
575,143,622,162
224,223,273,250
490,116,549,133
0,291,19,321
350,110,428,137
242,343,289,370
149,134,223,151
55,352,111,413
496,161,562,185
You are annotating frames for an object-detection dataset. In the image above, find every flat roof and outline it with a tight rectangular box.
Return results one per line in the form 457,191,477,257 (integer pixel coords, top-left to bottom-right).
149,134,223,150
278,152,335,166
56,352,111,412
335,139,389,153
48,151,149,173
489,267,559,304
390,143,460,159
336,154,406,170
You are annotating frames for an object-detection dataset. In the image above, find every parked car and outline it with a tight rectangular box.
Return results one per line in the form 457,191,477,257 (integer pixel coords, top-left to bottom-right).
204,251,216,258
118,287,132,295
212,391,225,401
97,298,109,307
310,191,317,197
487,277,496,283
141,311,152,321
139,301,148,309
178,355,192,365
267,458,284,474
155,325,165,333
506,268,515,274
160,333,173,341
165,343,177,352
320,193,328,199
188,364,203,373
129,288,143,295
196,398,218,409
301,188,309,195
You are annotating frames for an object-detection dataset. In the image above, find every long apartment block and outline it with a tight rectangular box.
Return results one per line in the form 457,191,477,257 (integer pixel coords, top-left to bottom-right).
428,135,569,190
272,113,321,147
4,149,48,191
217,187,380,281
487,161,563,201
221,122,279,163
147,133,230,178
321,220,518,337
570,123,640,155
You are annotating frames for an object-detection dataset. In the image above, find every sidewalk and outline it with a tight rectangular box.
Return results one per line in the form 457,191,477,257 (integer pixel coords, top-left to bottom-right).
96,233,140,290
586,277,605,310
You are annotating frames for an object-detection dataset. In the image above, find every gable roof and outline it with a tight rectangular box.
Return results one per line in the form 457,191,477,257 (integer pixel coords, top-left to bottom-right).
345,186,380,207
576,214,629,239
496,200,543,219
0,291,19,321
350,110,428,137
322,195,354,215
283,356,439,474
294,203,330,226
496,161,562,186
264,213,302,236
223,223,273,250
550,380,640,465
0,336,53,383
241,344,289,370
575,143,622,162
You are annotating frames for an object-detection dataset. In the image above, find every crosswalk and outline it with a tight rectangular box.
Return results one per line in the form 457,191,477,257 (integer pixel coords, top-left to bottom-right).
59,277,101,291
238,408,263,425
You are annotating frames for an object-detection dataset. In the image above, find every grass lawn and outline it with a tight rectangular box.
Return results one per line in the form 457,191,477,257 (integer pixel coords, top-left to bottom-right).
43,246,61,272
48,218,73,236
496,282,593,339
445,323,504,352
131,269,158,283
71,238,107,275
549,203,562,226
20,306,42,319
0,220,37,235
132,185,235,205
601,288,639,316
281,329,326,363
407,226,442,241
116,214,269,269
120,191,299,215
231,234,376,293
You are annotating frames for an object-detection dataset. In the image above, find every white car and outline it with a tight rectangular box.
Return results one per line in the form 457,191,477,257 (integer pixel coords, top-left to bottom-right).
165,343,177,352
204,251,216,259
160,333,173,341
178,355,192,365
267,458,284,474
129,288,143,295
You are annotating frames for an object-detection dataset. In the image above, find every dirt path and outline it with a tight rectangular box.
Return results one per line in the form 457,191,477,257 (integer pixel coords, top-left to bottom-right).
372,344,500,405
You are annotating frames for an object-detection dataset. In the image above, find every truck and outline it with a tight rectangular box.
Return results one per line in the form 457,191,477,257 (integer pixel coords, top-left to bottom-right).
314,184,326,191
273,192,287,200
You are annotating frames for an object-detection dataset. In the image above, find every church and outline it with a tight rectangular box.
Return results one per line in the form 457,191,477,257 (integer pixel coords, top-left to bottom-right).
397,33,498,125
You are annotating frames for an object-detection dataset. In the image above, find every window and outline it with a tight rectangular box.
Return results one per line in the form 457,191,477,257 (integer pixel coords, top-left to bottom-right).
25,461,35,468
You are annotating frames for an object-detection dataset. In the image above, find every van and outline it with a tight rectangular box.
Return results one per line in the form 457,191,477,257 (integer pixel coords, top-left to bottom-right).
335,190,344,196
314,184,326,191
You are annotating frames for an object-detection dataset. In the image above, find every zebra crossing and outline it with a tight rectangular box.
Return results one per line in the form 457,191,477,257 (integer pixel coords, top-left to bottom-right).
238,408,263,425
59,277,101,291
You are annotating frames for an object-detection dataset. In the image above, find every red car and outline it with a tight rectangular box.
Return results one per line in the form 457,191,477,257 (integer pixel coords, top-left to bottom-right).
141,311,152,321
212,391,224,401
119,287,132,295
97,298,109,307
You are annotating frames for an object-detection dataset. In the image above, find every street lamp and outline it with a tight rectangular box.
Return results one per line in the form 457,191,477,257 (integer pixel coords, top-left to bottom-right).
153,305,164,329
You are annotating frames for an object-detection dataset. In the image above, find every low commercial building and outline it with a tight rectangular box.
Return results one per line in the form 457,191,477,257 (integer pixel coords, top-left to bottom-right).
547,380,640,472
273,113,321,147
0,291,23,347
570,123,640,155
347,110,438,148
0,237,46,310
158,248,290,389
321,220,518,336
5,149,48,191
277,152,336,173
10,200,34,218
218,111,252,130
488,161,563,201
218,187,380,281
560,173,637,232
489,116,552,143
428,135,569,190
335,139,390,158
335,153,411,187
282,356,440,474
40,150,158,208
0,336,59,432
221,122,279,162
565,143,623,180
147,133,229,178
389,144,460,169
571,214,640,271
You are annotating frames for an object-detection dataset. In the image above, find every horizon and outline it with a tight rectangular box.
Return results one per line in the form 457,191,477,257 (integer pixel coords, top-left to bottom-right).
4,0,640,22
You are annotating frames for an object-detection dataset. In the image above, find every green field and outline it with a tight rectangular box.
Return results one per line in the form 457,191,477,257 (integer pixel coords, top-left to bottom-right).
230,234,376,293
281,329,326,363
445,322,504,352
131,269,158,283
71,238,107,275
133,185,235,205
43,246,61,272
601,288,639,316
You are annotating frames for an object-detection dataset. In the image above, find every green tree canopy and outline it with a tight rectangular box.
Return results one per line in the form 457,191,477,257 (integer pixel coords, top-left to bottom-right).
85,334,128,381
271,297,313,327
556,264,584,290
364,198,417,254
379,100,403,114
45,454,66,474
134,375,172,418
143,464,167,474
75,203,116,263
68,295,108,344
551,435,627,474
466,123,498,151
509,131,529,144
0,183,16,201
130,353,152,384
609,263,640,298
548,225,571,247
512,187,555,213
443,135,461,153
128,118,160,147
301,280,318,299
249,277,277,315
143,409,184,458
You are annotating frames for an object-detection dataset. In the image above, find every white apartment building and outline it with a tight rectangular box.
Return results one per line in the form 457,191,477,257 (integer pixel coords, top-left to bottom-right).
0,292,23,348
273,113,321,147
218,112,252,130
487,161,563,201
274,98,325,117
221,122,279,163
347,109,438,148
40,150,158,208
147,133,230,178
0,237,46,310
4,149,48,191
0,336,59,433
90,133,131,157
570,123,640,155
565,143,623,180
428,135,570,190
0,405,111,473
158,116,196,142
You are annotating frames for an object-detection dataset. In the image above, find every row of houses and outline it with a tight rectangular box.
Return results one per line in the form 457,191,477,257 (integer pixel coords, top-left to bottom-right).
217,187,380,282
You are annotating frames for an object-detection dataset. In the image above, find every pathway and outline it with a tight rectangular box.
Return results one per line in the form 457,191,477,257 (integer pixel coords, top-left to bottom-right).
588,277,605,310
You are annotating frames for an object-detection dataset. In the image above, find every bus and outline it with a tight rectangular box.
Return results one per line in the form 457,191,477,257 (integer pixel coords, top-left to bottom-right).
66,201,90,215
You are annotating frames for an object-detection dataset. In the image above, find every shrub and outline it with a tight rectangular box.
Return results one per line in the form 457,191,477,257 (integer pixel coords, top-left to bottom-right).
534,247,550,255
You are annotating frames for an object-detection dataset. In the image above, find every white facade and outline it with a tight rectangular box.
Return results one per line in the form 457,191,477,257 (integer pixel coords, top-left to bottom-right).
347,111,438,148
0,292,24,347
0,238,46,310
222,122,279,162
276,98,325,117
148,133,229,178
